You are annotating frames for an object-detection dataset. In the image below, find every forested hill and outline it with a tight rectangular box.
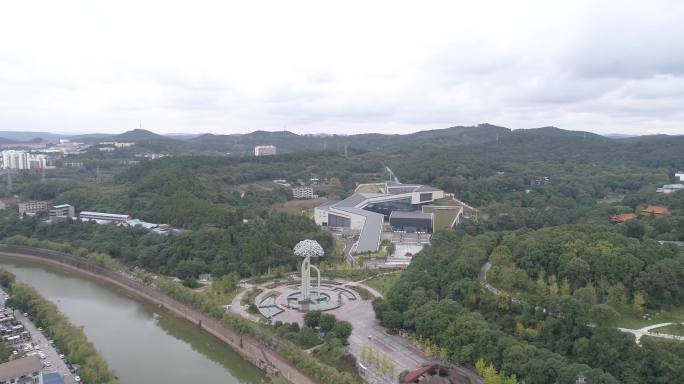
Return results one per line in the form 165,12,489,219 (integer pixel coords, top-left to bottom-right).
184,124,511,154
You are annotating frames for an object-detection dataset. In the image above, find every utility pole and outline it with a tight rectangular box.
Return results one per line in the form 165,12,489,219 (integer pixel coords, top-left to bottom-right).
323,140,327,152
6,171,11,191
96,166,102,184
344,144,348,159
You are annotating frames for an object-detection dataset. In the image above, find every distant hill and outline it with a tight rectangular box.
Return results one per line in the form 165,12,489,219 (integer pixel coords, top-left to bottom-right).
0,131,63,142
186,124,512,154
0,137,18,144
106,129,183,152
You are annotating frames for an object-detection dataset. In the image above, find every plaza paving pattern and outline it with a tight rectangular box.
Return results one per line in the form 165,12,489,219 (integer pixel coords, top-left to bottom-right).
232,276,483,383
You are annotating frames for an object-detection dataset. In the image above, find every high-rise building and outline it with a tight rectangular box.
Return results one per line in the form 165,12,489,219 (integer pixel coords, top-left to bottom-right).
1,150,30,170
254,145,277,156
0,151,48,170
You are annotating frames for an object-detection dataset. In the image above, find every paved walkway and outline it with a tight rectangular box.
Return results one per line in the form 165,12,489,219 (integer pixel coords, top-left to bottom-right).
618,323,684,344
236,276,482,383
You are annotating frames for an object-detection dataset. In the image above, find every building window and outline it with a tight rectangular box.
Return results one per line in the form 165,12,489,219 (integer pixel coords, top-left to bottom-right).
420,193,432,202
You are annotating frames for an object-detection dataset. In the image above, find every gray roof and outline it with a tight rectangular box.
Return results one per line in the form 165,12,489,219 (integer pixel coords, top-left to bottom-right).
0,356,42,381
315,199,339,212
415,185,442,192
80,211,130,220
390,211,433,220
336,193,370,208
335,208,383,253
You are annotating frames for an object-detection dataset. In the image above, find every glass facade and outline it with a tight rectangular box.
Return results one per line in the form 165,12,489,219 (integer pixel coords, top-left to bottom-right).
363,197,414,219
328,213,351,227
420,192,433,202
387,186,417,195
389,217,432,233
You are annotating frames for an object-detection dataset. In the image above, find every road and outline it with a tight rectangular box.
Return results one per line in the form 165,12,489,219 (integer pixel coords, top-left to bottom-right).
618,322,684,344
0,288,77,384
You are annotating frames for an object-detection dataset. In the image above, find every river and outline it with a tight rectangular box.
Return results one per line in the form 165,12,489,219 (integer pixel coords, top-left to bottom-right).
0,257,268,384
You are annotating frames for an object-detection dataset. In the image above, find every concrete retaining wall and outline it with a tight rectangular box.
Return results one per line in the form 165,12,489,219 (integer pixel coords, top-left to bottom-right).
0,245,320,384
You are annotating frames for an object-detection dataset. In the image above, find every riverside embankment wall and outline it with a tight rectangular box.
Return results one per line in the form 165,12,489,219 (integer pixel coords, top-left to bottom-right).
0,245,320,384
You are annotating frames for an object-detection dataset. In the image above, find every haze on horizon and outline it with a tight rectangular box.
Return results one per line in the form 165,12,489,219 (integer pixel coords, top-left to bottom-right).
1,0,683,136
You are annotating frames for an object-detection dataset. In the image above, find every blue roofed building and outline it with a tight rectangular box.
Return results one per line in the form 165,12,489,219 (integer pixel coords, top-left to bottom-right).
43,372,66,384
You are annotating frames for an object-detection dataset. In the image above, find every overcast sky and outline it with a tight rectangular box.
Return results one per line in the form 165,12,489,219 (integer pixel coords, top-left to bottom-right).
1,1,683,136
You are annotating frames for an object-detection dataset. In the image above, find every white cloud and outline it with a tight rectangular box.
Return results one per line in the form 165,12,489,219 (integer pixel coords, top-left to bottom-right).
0,0,682,135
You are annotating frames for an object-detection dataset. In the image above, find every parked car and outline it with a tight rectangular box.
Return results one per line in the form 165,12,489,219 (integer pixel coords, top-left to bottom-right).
74,375,81,382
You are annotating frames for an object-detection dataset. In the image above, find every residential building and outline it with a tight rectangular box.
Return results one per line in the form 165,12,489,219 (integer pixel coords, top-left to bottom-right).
676,172,684,182
18,201,49,216
1,150,30,170
254,145,276,156
640,205,670,218
49,204,75,219
27,154,47,170
292,186,316,199
98,147,115,152
314,181,444,253
0,355,43,384
0,151,48,170
80,211,131,225
99,141,135,148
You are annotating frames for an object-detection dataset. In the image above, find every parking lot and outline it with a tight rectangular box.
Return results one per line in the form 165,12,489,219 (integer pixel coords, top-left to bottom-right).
0,289,78,384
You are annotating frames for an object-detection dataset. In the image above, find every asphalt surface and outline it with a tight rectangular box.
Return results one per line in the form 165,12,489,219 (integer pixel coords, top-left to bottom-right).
0,288,77,384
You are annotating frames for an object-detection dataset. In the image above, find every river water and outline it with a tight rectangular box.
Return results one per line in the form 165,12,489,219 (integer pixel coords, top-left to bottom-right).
0,257,267,384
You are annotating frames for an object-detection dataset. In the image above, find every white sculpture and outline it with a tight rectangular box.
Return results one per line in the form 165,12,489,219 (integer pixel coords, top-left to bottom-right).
294,239,324,303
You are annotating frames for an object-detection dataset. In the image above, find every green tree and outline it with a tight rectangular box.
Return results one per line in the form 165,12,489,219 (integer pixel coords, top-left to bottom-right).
304,310,322,328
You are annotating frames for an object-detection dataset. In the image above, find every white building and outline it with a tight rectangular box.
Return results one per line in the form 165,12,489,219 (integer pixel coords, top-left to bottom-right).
314,181,444,253
254,145,276,156
676,172,684,182
28,154,48,170
80,211,131,225
18,201,49,216
49,204,75,218
99,141,135,148
657,184,684,194
1,151,48,170
292,186,316,199
1,150,30,170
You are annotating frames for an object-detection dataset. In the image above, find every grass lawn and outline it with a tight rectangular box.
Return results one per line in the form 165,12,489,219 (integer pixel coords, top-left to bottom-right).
651,323,684,336
271,197,327,215
355,183,384,193
422,206,459,230
616,308,684,329
365,272,402,297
